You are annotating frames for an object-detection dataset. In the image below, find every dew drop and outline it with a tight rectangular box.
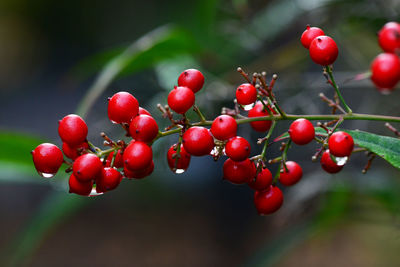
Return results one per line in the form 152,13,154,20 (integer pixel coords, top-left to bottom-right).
89,187,103,197
379,89,392,95
174,169,186,174
243,104,253,111
335,156,348,166
38,172,55,178
210,146,218,156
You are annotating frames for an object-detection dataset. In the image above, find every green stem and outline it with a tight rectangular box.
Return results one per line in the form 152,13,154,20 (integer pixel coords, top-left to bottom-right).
260,121,277,159
193,105,207,122
326,66,352,114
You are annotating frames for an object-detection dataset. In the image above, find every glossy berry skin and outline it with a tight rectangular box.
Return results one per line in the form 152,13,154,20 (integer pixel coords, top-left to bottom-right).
378,22,400,53
123,141,153,171
124,161,154,179
177,69,205,93
105,150,124,168
279,161,303,186
96,167,123,193
62,142,89,160
225,136,251,162
300,25,325,49
328,131,354,157
288,118,315,145
32,143,64,176
69,173,93,196
167,144,191,172
254,185,283,215
167,86,195,114
223,158,256,184
182,127,214,156
320,150,343,174
129,115,159,143
72,153,103,182
309,36,338,66
138,107,151,116
248,167,273,191
107,92,139,124
370,53,400,91
210,115,237,141
248,102,275,132
58,114,88,146
236,83,258,105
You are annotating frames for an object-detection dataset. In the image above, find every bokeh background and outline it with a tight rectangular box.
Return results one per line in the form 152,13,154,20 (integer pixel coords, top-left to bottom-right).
1,0,400,266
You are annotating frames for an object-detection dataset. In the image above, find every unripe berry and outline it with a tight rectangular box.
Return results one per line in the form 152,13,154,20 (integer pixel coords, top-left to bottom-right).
279,161,303,186
123,141,153,171
182,126,214,156
254,185,283,215
236,83,257,105
177,69,205,93
69,173,93,196
223,158,256,184
96,167,123,193
225,136,251,162
107,92,139,124
105,150,124,168
124,161,154,179
248,167,273,191
309,36,338,66
300,25,325,49
73,153,103,182
320,150,343,174
210,115,237,141
129,115,159,143
62,142,89,160
288,118,315,145
378,22,400,53
328,131,354,157
32,143,64,177
167,86,195,114
167,144,191,173
248,102,275,132
370,53,400,92
58,114,88,146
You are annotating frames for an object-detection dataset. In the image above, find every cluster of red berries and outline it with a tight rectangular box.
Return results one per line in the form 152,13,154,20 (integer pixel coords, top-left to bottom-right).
370,22,400,93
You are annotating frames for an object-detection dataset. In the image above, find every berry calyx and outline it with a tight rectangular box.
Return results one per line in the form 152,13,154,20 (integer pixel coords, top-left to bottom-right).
129,114,159,143
123,141,153,171
225,136,251,162
72,153,103,182
177,69,205,93
279,161,303,186
32,143,64,177
320,150,343,174
248,102,275,132
254,185,283,215
107,92,139,124
300,25,325,49
124,161,154,179
223,158,256,184
182,126,214,156
328,131,354,157
96,167,123,193
167,86,195,114
167,144,191,173
248,167,273,191
210,115,237,141
105,150,124,168
62,142,89,160
236,83,258,105
288,118,315,145
378,22,400,53
370,53,400,92
69,173,93,196
58,114,88,146
309,35,338,66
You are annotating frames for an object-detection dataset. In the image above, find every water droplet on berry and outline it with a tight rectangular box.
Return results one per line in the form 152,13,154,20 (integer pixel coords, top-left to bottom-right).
38,172,55,178
210,146,218,156
174,168,186,174
379,89,392,95
89,187,103,197
242,104,253,111
335,156,348,166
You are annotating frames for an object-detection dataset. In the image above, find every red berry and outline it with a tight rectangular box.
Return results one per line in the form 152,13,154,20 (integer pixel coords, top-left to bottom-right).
69,173,93,196
129,115,159,143
248,102,275,132
370,53,400,92
254,185,283,215
96,167,122,193
58,114,88,146
248,167,273,191
320,150,343,174
300,25,325,49
105,150,124,168
108,91,139,124
288,118,315,145
225,136,251,162
62,142,89,160
378,22,400,53
236,83,257,105
123,141,153,171
167,144,191,173
177,69,205,93
167,86,195,114
223,158,256,184
182,126,214,156
124,161,154,179
328,131,354,157
309,36,338,66
32,143,64,177
72,153,103,182
279,161,303,186
138,107,151,116
210,115,237,141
